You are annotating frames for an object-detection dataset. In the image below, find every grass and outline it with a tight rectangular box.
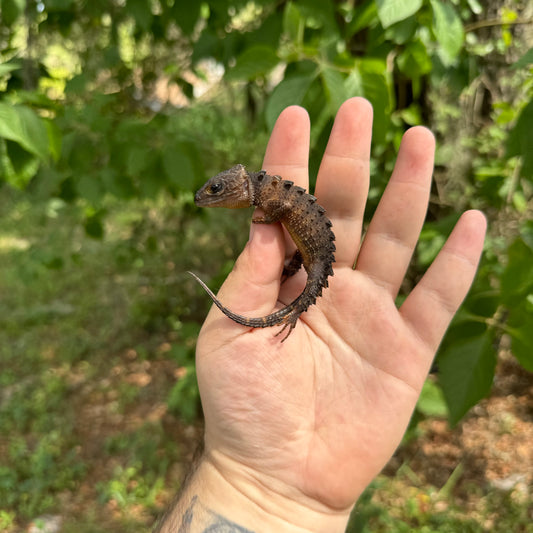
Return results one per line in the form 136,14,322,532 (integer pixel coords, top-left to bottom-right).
348,472,533,532
0,189,245,528
1,190,531,531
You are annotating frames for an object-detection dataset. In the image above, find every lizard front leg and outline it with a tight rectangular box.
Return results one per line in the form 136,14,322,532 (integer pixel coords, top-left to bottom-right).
282,250,303,282
252,213,279,224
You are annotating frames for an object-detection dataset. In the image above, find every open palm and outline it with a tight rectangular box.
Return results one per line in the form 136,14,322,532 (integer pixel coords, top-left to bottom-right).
194,98,486,516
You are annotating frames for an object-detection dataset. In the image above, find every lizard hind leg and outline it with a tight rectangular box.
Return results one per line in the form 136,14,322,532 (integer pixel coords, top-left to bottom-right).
275,313,299,342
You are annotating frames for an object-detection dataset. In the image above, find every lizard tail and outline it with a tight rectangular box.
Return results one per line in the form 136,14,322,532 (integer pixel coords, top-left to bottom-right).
188,271,308,340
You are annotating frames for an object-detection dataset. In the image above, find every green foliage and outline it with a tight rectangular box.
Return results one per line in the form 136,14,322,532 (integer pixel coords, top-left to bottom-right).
0,6,532,528
166,323,202,423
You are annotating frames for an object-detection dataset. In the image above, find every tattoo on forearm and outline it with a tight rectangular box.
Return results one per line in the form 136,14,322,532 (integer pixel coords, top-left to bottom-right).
177,495,255,533
153,439,255,533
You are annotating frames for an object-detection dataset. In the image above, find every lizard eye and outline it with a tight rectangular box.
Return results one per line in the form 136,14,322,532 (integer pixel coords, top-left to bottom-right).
208,182,224,195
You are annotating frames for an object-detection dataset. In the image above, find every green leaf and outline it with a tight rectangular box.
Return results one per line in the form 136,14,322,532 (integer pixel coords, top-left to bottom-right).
430,0,464,65
0,103,50,162
0,60,21,77
127,146,157,177
265,74,316,130
500,237,533,305
376,0,422,28
283,2,303,44
225,45,279,81
385,16,417,45
1,139,40,188
512,47,533,69
320,67,348,114
358,59,392,144
347,0,378,35
507,303,533,372
171,1,201,35
438,329,497,426
44,119,62,162
1,0,25,26
417,379,448,417
296,0,337,33
397,39,432,78
126,0,153,32
506,99,533,178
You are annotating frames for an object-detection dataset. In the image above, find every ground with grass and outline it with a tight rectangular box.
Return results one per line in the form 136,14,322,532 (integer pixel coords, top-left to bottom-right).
0,194,531,532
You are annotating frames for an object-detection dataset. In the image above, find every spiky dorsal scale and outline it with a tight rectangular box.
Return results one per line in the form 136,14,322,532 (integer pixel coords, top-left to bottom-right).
249,171,336,311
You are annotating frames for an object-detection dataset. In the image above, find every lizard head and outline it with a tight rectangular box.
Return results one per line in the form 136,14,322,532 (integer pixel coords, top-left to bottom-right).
194,164,253,208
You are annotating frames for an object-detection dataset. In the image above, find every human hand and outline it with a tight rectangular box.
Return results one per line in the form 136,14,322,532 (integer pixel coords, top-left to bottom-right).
189,98,486,531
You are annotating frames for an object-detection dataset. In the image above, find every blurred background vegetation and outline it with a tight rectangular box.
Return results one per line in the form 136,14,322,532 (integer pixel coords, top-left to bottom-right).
0,0,532,531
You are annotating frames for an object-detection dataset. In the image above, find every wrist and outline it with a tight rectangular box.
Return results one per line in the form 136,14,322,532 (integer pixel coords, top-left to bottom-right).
191,450,352,532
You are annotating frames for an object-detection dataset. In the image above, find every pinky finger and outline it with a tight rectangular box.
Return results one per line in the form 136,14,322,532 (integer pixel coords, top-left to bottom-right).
400,210,487,353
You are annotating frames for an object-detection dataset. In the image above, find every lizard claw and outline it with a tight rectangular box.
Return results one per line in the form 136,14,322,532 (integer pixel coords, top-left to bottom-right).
275,315,298,342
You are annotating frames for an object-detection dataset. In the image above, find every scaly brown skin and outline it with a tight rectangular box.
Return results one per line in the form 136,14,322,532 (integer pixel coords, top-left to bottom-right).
191,164,336,340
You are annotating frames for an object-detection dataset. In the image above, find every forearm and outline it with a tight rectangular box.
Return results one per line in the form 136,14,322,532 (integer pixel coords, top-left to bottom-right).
154,452,352,533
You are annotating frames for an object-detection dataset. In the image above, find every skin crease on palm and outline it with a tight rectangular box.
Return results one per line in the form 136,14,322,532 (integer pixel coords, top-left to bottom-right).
187,97,486,527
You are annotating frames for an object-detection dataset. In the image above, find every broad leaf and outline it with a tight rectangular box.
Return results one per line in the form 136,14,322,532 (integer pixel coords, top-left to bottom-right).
171,1,201,35
430,0,464,65
506,99,533,179
1,139,40,188
283,2,303,44
397,40,432,78
225,45,279,81
265,74,316,130
376,0,422,28
512,47,533,69
1,0,25,26
507,303,533,372
500,237,533,306
0,103,50,161
438,328,497,426
417,379,448,417
320,67,348,114
358,59,392,144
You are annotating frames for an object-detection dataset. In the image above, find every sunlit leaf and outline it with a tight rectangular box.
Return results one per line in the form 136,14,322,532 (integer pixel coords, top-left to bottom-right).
417,379,448,417
430,0,464,65
0,60,21,77
283,1,303,43
0,103,49,162
376,0,422,28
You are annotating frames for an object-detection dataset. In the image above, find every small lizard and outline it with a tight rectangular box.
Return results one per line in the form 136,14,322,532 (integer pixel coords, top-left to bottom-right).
190,164,335,341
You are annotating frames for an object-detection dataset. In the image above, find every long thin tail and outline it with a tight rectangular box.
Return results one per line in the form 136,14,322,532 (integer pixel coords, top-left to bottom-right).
188,271,304,339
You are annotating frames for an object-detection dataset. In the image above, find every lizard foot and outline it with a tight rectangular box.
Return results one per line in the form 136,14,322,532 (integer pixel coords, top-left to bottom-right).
275,315,299,342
